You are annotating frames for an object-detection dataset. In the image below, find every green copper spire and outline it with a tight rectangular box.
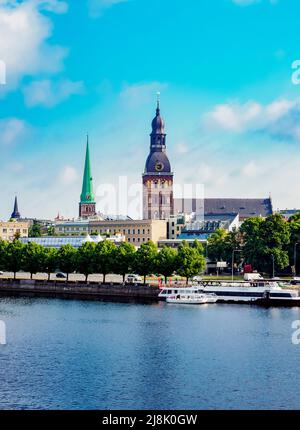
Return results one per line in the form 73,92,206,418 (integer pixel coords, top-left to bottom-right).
80,135,95,204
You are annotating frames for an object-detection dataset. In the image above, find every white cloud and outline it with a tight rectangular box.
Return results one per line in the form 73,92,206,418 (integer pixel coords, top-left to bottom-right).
203,98,300,141
175,142,189,155
0,0,68,92
23,78,84,107
241,160,259,177
120,81,168,107
59,165,78,185
0,118,29,145
8,161,24,172
204,101,262,132
88,0,128,18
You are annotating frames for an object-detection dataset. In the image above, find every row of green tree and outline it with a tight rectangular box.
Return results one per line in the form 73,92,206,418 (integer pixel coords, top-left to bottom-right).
0,240,206,283
207,213,300,275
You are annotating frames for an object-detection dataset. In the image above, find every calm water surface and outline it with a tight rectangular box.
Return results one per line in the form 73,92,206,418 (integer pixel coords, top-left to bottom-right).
0,297,300,410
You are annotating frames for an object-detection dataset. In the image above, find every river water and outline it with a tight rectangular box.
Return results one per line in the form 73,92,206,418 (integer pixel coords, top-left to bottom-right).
0,297,300,409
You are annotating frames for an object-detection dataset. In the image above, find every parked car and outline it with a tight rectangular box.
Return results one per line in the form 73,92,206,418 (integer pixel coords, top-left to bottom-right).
56,272,67,279
126,274,142,283
291,277,300,285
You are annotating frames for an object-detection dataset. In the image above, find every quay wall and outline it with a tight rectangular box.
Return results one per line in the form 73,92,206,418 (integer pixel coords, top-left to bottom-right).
0,279,160,303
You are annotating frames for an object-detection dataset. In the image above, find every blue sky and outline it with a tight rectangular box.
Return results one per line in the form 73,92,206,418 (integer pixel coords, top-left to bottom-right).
1,0,300,219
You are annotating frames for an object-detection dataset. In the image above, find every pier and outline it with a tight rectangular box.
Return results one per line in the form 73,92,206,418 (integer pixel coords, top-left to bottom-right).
0,279,160,303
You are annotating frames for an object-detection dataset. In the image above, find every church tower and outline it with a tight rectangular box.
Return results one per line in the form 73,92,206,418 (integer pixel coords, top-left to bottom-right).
142,97,174,220
79,136,96,218
11,196,21,219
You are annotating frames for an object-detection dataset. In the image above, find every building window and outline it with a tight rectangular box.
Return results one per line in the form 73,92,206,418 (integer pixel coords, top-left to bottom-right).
128,229,130,234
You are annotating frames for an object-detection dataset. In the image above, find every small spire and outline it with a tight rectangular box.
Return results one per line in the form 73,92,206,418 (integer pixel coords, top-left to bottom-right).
156,91,160,114
11,196,21,219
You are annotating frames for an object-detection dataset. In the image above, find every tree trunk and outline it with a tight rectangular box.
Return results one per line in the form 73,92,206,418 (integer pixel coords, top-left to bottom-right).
48,272,51,281
165,275,167,285
103,273,106,283
123,273,125,283
186,277,189,285
144,275,146,284
67,273,69,282
85,274,88,282
30,273,33,279
14,272,16,280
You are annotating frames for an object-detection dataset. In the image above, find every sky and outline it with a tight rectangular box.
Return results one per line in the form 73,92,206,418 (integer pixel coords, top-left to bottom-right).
1,0,300,219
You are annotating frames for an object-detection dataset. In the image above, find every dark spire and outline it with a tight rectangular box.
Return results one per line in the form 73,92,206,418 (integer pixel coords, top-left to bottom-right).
150,93,166,151
11,196,21,219
144,96,171,174
156,91,160,114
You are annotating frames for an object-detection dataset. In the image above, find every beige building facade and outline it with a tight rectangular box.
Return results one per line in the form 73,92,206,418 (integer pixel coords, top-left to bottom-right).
55,219,167,245
0,221,29,242
90,219,167,245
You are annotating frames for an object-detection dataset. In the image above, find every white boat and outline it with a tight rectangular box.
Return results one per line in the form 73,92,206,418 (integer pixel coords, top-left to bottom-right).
159,281,300,306
160,287,217,304
198,280,300,305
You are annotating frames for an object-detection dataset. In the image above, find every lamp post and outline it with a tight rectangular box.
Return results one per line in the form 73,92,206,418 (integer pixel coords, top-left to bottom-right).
232,249,242,281
271,254,275,279
294,242,299,276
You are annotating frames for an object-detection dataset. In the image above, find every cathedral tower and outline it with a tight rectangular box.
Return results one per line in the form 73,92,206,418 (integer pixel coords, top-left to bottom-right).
79,136,96,218
142,97,174,220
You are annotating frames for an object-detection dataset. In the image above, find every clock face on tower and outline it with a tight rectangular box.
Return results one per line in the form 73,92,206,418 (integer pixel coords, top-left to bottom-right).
155,162,164,172
86,194,91,201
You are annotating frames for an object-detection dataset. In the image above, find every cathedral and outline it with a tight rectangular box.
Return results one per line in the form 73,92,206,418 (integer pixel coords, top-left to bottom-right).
77,99,272,223
142,99,174,220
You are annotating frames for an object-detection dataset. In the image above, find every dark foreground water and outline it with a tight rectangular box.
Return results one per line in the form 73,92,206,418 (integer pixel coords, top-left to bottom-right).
0,297,300,409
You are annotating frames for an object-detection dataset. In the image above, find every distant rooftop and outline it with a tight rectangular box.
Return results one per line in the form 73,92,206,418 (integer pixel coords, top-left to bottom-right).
20,235,125,248
174,198,273,219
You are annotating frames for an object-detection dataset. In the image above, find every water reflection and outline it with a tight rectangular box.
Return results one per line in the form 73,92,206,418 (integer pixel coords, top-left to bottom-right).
0,298,300,409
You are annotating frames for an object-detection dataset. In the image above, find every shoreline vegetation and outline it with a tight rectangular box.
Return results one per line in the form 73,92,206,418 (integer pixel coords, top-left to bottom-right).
1,213,300,284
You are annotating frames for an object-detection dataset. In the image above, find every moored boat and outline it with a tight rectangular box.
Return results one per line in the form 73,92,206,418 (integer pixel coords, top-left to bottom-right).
158,281,300,306
159,286,217,304
198,280,300,306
